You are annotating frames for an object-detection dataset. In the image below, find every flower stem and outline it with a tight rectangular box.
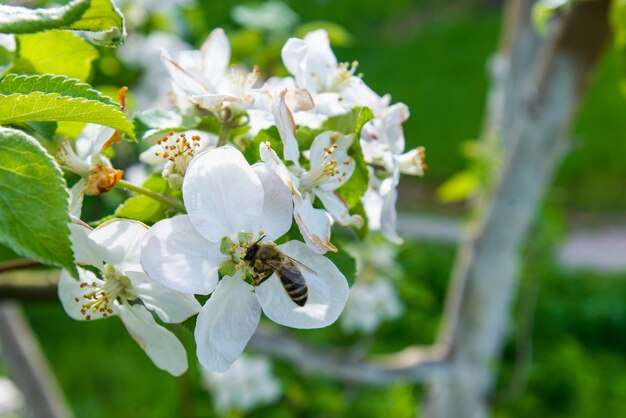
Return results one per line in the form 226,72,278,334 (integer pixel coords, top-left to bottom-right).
217,120,232,147
116,180,185,213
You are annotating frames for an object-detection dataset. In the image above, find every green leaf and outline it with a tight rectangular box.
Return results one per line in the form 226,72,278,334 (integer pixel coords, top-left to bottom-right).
327,107,373,208
0,74,134,139
0,0,125,47
612,0,626,47
14,31,98,81
242,126,283,165
436,170,480,203
114,174,180,224
0,35,15,77
134,109,201,141
0,73,117,106
325,240,357,287
0,127,76,276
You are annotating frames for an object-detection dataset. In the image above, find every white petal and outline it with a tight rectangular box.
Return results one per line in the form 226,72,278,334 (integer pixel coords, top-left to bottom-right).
75,124,116,159
195,276,261,372
302,30,339,90
69,218,103,267
284,88,315,112
58,269,108,321
68,178,86,218
184,147,264,242
252,164,293,240
256,240,348,328
281,38,308,89
126,271,201,323
190,93,245,112
89,219,149,273
141,215,224,295
200,28,231,88
293,195,336,253
380,184,402,244
259,142,302,201
117,303,188,376
316,190,362,228
161,49,210,96
381,103,410,154
272,90,300,164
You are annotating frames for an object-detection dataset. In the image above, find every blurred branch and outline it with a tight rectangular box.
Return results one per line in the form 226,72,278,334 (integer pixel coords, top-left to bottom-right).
0,301,73,418
0,259,42,273
498,281,539,402
249,326,450,385
427,1,612,417
0,269,59,300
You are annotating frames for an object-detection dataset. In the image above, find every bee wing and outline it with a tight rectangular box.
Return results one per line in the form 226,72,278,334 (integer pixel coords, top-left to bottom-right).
260,258,307,284
282,254,317,276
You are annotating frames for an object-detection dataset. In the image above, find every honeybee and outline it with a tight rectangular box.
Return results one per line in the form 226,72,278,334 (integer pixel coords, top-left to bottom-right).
244,237,308,306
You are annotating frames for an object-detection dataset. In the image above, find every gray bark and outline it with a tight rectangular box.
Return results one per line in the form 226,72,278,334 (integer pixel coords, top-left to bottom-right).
425,1,611,417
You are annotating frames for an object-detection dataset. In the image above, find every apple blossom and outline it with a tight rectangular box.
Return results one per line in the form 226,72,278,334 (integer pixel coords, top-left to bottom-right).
261,129,363,254
141,146,349,371
57,123,123,216
360,103,426,242
58,218,201,376
139,129,217,189
201,354,282,413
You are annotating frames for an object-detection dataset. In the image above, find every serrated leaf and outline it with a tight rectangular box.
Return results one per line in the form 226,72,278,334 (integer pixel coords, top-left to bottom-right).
114,174,179,223
0,0,125,47
0,127,76,276
14,31,98,81
0,93,134,139
0,73,118,106
326,107,373,208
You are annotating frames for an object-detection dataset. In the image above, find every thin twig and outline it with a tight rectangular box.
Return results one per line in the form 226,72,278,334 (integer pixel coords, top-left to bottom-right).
0,259,42,274
116,179,185,213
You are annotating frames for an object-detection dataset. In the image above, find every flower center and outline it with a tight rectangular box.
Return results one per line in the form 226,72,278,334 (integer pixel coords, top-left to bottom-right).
228,66,259,98
300,144,349,191
74,264,131,320
219,231,266,279
329,61,359,91
154,131,202,177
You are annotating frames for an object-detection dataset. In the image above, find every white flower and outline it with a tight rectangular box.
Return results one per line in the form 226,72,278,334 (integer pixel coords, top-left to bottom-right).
0,377,23,416
141,146,349,371
360,103,425,243
139,130,217,189
201,355,281,414
58,218,201,376
117,31,190,110
161,28,262,112
342,280,403,334
281,29,390,116
341,239,403,333
261,130,363,254
57,124,123,216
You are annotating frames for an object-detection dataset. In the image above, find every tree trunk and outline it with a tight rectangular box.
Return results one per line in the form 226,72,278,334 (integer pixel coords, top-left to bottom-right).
425,1,612,417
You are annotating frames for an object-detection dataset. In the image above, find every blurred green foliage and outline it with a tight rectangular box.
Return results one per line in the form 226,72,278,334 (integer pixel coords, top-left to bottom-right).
6,0,626,417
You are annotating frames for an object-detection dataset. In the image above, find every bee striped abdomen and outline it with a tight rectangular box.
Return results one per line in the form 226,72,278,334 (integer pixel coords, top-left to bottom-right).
279,271,308,306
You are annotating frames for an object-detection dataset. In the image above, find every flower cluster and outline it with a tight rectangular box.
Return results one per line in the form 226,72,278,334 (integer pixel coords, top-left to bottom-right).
58,27,424,378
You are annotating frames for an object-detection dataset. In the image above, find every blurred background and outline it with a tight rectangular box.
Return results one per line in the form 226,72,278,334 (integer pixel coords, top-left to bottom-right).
1,0,626,417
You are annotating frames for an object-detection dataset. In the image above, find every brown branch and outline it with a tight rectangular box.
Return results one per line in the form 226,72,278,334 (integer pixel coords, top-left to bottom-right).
0,259,42,274
0,270,59,300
